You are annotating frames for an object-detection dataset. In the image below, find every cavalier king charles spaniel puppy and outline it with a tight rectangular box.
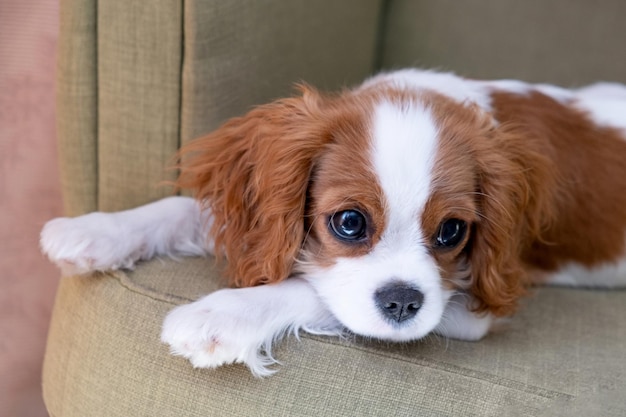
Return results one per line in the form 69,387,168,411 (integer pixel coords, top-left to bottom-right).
41,69,626,376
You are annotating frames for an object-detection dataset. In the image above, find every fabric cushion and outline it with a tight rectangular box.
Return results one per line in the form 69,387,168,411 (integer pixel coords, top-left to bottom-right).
43,257,626,416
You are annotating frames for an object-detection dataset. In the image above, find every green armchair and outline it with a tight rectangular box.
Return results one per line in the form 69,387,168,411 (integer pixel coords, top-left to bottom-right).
44,1,626,415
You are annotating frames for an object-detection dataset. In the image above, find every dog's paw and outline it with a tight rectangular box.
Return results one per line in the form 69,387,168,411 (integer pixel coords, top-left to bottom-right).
434,294,494,341
161,293,279,377
40,214,136,275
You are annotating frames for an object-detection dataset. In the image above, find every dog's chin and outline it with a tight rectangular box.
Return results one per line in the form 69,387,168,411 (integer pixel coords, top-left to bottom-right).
311,284,448,342
299,255,452,343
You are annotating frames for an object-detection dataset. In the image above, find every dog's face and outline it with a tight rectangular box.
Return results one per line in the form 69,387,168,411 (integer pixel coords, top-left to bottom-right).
300,98,478,340
178,85,538,341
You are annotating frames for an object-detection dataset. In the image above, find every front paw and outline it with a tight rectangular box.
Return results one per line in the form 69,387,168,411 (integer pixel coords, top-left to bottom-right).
434,294,494,341
161,293,278,377
40,214,135,275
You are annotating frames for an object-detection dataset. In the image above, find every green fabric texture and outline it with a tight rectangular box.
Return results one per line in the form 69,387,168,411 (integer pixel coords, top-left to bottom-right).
43,258,626,416
381,0,626,85
180,0,383,143
47,0,626,415
97,1,184,212
56,0,98,216
57,0,383,214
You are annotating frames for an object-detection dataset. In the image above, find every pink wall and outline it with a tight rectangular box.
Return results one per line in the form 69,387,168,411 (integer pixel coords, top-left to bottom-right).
0,1,63,416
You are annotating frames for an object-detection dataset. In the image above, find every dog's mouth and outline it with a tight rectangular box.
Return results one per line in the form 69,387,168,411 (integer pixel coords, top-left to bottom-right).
333,297,444,342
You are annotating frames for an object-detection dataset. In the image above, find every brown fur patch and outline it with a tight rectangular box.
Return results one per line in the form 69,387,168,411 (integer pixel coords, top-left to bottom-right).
426,89,626,316
300,92,388,267
491,91,626,272
426,92,558,316
176,86,332,286
304,142,386,266
177,80,626,320
420,95,484,288
176,86,385,286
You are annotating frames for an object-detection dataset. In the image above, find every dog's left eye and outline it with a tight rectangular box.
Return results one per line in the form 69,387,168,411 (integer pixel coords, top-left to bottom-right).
435,218,467,248
329,210,367,241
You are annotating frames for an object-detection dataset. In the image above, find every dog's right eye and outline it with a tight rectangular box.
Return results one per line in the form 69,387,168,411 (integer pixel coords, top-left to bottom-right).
329,210,367,241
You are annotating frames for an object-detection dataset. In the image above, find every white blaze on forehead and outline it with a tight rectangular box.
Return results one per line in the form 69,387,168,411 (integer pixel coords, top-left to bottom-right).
370,100,439,242
301,100,449,341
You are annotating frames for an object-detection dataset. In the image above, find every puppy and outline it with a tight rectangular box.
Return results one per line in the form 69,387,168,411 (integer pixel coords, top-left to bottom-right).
41,69,626,376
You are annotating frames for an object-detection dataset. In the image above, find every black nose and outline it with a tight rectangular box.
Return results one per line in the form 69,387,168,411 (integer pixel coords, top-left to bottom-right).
374,283,424,323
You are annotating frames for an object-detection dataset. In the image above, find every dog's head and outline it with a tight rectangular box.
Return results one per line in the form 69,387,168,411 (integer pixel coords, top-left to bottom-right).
177,83,551,341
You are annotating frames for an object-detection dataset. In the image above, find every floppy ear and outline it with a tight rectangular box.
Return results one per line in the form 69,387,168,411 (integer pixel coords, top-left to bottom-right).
469,124,555,316
176,86,331,287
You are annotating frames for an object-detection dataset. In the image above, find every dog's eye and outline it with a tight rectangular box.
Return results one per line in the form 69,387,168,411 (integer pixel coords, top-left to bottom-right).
435,219,467,248
329,210,367,241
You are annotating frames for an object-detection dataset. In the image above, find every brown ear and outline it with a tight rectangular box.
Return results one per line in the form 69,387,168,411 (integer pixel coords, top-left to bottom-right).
176,86,331,287
469,125,555,316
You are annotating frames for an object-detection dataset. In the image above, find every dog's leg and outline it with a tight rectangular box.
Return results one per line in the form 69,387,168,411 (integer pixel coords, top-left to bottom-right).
545,259,626,288
161,277,343,377
40,196,211,275
433,293,494,341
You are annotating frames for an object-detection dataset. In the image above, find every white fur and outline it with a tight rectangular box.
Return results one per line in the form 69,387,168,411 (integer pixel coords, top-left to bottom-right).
302,100,463,342
546,258,626,288
475,79,574,104
362,69,494,111
161,278,342,377
41,197,210,275
41,69,626,377
364,68,626,132
434,294,494,341
574,83,626,131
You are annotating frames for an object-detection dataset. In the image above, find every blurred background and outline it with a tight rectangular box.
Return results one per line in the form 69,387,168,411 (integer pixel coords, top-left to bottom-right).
0,1,62,416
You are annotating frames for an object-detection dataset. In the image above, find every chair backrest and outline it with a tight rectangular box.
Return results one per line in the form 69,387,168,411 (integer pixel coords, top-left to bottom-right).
380,0,626,85
58,0,626,216
58,0,383,215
